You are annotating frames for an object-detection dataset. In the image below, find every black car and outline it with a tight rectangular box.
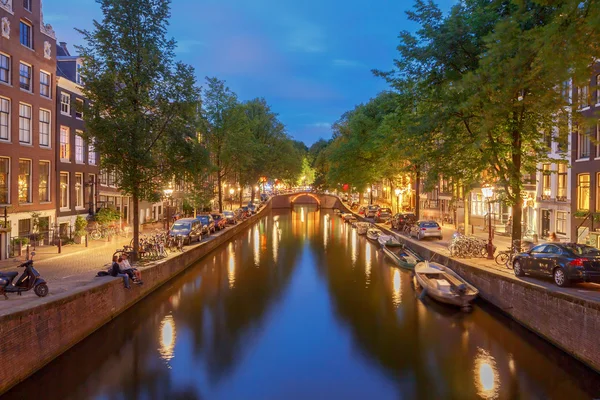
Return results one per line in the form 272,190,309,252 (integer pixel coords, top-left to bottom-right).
169,218,202,244
513,243,600,287
222,210,237,225
196,214,216,235
391,213,417,230
375,207,393,223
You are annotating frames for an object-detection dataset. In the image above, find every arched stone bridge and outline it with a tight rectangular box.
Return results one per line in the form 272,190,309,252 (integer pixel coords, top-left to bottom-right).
271,192,344,209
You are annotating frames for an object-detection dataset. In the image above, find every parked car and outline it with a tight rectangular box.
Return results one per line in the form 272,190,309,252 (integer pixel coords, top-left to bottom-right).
358,206,367,215
196,214,216,234
169,218,202,244
223,210,237,225
365,205,380,218
260,193,269,203
375,207,393,223
391,213,417,230
410,220,442,240
211,213,227,231
513,243,600,287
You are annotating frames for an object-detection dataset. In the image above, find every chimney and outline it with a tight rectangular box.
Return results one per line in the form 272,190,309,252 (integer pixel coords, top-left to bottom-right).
59,42,70,56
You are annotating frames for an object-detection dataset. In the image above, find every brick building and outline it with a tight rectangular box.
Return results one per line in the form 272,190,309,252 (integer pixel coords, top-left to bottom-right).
55,43,98,235
0,0,57,255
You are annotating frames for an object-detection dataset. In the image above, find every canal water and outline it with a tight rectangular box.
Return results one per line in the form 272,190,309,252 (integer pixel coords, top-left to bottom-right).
6,206,600,399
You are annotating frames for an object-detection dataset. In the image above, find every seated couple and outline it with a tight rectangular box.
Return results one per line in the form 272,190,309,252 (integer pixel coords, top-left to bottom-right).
110,253,143,289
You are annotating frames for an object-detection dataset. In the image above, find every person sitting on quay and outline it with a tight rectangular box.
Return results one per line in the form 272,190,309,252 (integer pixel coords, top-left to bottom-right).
118,253,143,284
110,255,131,289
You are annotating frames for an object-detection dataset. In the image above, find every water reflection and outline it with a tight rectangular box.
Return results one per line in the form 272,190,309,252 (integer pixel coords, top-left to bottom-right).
474,348,499,399
7,206,600,400
159,315,176,363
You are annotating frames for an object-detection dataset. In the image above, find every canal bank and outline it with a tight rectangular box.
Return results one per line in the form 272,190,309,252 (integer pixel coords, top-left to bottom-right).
343,203,600,374
0,204,272,395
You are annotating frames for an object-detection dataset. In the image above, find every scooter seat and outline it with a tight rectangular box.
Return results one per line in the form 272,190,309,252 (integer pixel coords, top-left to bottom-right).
0,271,18,280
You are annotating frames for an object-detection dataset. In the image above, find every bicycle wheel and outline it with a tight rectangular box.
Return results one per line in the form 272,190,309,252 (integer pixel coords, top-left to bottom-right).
495,252,509,265
90,230,101,240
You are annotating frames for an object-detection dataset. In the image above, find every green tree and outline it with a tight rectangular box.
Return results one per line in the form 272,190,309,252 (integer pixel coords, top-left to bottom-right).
77,0,202,258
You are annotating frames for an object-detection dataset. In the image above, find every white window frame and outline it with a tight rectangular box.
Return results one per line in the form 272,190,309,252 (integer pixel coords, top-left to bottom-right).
18,103,32,144
39,108,51,147
19,62,32,92
39,71,51,98
0,97,10,142
75,133,84,163
556,211,567,235
60,93,71,116
59,172,69,210
577,127,591,160
577,173,590,211
0,53,10,85
75,98,83,119
60,126,70,161
75,173,84,209
38,160,51,203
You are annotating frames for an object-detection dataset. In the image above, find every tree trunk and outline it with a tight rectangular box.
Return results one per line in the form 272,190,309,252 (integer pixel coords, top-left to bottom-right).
415,168,421,219
359,192,364,205
464,188,470,233
132,190,139,261
251,186,255,203
217,173,223,213
240,188,243,207
511,124,523,249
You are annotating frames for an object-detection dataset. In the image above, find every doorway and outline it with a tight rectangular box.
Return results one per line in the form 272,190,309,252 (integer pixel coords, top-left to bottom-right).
541,209,551,238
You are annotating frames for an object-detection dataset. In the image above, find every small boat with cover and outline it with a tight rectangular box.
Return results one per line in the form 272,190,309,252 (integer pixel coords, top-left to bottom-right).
414,261,479,308
355,222,369,235
378,236,423,270
366,228,383,241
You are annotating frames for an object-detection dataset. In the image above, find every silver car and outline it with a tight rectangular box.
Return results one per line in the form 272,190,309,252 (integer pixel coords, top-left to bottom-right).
365,205,380,218
410,220,442,240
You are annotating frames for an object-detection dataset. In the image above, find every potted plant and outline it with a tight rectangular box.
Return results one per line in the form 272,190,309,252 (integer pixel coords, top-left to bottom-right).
30,212,49,247
74,215,88,244
13,237,30,256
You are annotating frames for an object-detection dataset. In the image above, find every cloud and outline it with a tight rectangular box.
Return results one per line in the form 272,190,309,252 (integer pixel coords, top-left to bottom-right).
309,122,331,129
332,59,363,68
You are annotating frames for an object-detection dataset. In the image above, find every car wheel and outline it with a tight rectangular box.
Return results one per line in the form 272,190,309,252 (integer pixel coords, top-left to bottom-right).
553,268,570,287
513,260,525,276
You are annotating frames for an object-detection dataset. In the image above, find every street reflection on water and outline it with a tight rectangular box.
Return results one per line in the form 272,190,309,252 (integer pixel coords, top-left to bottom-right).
7,206,600,399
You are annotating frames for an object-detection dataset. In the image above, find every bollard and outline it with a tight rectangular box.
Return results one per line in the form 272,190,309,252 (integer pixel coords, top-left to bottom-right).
85,234,88,247
26,245,30,260
58,238,62,254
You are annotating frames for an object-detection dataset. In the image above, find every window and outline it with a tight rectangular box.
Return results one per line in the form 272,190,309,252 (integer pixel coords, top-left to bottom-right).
60,93,70,115
579,84,590,109
0,97,9,141
556,212,567,235
0,158,9,204
75,173,83,208
19,21,32,48
578,126,591,159
557,164,567,201
108,171,117,187
88,140,96,165
39,72,50,98
23,0,31,11
471,193,484,216
76,62,83,85
60,172,69,209
99,169,107,186
0,54,9,84
542,164,551,199
75,98,83,119
543,132,552,151
75,133,84,163
19,103,31,144
18,159,31,203
39,109,50,147
18,219,31,236
60,126,70,160
39,161,50,202
19,63,31,91
577,173,590,211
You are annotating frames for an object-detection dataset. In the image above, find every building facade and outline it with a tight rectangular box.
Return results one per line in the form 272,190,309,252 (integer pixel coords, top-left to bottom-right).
0,0,57,249
55,43,98,235
571,67,600,246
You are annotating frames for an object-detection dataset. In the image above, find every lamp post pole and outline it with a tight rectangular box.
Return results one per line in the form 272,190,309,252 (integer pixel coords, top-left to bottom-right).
482,185,494,260
229,188,234,211
395,188,401,214
367,187,372,205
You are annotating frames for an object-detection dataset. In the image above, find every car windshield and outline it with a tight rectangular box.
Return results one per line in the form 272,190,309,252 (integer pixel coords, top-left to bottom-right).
368,206,378,211
421,222,439,228
563,244,600,256
380,208,391,213
223,211,234,217
197,216,209,224
171,222,190,231
211,214,221,220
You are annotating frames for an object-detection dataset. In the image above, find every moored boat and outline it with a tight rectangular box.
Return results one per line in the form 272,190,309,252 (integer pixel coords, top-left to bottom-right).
366,228,383,241
378,237,423,270
414,261,479,308
355,222,369,235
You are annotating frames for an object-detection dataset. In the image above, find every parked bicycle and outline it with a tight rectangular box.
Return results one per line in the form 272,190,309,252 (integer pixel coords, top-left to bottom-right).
495,240,522,268
90,224,128,240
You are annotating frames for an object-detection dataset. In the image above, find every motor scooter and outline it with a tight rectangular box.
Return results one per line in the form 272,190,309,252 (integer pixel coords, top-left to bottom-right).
0,252,48,299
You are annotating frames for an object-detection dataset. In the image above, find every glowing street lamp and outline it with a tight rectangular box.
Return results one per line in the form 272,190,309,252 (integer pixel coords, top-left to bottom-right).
481,185,495,259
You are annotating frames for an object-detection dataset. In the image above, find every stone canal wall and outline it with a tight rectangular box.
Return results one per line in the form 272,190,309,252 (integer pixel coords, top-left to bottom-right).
0,205,271,395
364,212,600,373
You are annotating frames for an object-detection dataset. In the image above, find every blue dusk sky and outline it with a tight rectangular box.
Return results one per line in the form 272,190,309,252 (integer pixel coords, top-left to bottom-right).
44,0,456,146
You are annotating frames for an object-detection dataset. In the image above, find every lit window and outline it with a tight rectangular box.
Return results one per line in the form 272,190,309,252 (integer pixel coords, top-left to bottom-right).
577,174,590,211
60,172,69,209
19,21,32,48
0,97,9,141
39,109,50,147
19,63,31,91
39,161,50,202
0,157,9,204
40,71,51,98
18,159,31,203
557,164,567,201
0,54,9,84
19,103,31,144
541,164,551,199
75,173,83,207
60,126,70,160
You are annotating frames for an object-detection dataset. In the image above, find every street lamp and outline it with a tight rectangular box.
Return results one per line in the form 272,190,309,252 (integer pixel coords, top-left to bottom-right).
229,188,235,210
367,187,372,205
163,187,174,230
481,185,495,260
395,188,401,214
